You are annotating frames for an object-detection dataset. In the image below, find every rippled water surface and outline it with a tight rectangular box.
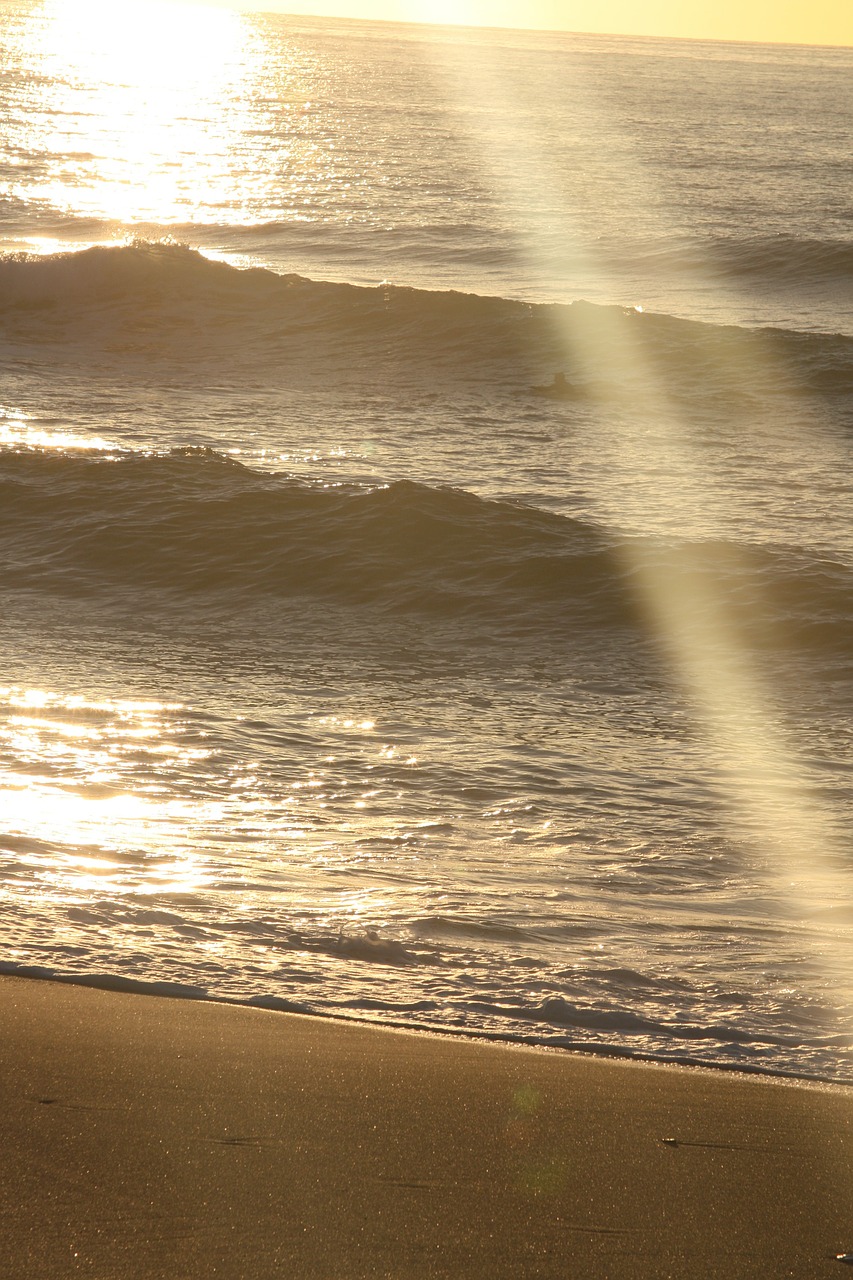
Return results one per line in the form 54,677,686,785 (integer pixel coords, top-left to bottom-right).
1,3,853,1080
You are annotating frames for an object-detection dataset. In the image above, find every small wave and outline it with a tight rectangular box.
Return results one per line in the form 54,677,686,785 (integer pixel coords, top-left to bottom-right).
0,448,633,629
1,446,851,650
330,930,413,966
490,994,797,1050
618,233,853,287
410,914,540,942
713,235,853,287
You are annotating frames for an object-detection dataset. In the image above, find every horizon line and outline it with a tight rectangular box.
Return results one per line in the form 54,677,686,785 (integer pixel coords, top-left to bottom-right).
237,4,853,51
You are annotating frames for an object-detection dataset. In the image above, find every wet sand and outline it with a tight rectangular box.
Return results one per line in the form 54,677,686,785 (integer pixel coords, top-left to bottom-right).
1,974,851,1278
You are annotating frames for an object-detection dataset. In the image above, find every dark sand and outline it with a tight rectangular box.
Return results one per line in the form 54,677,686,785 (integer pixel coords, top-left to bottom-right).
1,975,852,1278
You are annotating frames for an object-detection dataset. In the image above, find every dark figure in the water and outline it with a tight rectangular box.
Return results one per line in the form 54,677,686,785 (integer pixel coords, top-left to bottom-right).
532,371,573,399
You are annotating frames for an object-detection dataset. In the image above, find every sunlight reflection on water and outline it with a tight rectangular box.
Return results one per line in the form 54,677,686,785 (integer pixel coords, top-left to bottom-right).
13,0,260,224
0,687,213,892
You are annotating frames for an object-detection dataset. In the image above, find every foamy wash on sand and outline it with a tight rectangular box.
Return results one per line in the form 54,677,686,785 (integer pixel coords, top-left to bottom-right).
1,3,852,1080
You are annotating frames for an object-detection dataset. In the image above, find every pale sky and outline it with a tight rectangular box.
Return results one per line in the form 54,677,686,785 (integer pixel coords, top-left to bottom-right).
214,0,852,47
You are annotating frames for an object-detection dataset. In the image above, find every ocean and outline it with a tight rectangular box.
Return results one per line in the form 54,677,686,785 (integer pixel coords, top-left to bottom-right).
1,0,853,1082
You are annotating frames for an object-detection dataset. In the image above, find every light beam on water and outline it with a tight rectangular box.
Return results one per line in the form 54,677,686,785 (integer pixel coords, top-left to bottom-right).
410,21,853,1010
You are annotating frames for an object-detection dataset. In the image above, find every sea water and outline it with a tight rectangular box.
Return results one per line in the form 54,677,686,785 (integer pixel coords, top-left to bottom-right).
1,0,852,1080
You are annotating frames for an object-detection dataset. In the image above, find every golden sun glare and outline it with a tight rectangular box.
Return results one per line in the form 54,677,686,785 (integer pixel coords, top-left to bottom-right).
27,0,255,227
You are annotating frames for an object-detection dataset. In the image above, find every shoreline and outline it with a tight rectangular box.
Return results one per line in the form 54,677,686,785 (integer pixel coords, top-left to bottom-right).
1,961,848,1092
2,973,852,1278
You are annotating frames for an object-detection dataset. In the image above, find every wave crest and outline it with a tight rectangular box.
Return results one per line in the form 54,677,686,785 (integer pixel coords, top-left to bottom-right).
0,448,629,626
1,446,851,653
1,242,850,399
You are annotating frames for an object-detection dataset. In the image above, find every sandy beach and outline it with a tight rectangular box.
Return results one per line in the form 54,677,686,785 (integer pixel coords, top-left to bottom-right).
0,975,850,1278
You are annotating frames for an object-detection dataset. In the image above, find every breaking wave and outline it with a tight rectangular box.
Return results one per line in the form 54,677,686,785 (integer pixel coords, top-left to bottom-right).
1,241,851,399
